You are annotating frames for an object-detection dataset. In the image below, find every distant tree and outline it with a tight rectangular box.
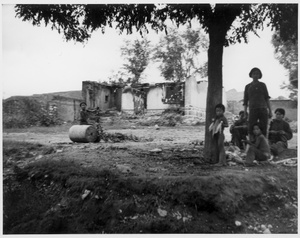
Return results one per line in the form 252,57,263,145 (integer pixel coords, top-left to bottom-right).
15,4,297,161
274,96,288,100
272,32,298,101
106,69,131,85
153,26,208,82
120,38,152,84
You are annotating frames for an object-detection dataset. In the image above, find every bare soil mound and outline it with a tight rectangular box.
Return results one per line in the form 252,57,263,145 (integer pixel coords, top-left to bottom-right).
3,137,297,234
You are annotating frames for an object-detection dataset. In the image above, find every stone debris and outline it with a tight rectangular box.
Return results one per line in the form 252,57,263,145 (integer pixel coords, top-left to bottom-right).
157,208,167,217
81,189,91,200
263,228,271,234
147,167,159,172
267,224,273,229
189,139,203,146
261,224,267,230
35,155,43,160
149,148,162,153
182,215,192,223
248,223,273,234
172,211,182,220
235,220,242,226
155,124,160,130
171,211,192,222
116,164,132,174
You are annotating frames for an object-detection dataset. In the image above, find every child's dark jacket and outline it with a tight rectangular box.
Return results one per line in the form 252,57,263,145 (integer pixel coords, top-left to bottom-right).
79,110,89,125
269,119,293,145
243,81,270,109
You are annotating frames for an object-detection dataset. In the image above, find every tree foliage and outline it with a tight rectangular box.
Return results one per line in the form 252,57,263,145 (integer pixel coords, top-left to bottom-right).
153,26,208,82
272,32,298,101
120,38,151,84
14,3,297,55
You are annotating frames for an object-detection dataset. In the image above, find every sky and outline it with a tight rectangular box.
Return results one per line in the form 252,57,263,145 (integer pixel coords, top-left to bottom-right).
2,4,291,99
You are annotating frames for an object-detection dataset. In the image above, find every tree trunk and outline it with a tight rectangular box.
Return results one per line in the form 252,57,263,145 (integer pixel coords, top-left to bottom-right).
204,30,225,163
203,7,240,162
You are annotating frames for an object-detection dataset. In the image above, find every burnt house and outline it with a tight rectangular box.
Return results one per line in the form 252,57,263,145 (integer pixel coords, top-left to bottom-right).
121,82,185,114
82,81,123,111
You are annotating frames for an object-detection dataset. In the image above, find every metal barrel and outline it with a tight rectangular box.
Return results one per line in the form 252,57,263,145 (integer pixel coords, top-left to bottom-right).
69,125,99,143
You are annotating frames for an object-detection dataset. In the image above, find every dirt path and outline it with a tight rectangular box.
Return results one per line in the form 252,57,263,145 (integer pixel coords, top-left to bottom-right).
3,125,297,148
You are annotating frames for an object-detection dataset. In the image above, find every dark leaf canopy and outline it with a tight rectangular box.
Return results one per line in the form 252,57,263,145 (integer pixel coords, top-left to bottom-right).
15,4,167,42
15,4,297,45
15,4,90,42
264,4,298,43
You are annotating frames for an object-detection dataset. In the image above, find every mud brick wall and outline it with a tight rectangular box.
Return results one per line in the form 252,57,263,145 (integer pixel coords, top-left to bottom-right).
184,76,227,119
50,98,81,122
184,77,208,112
122,91,135,113
147,86,183,111
122,83,184,114
82,81,122,111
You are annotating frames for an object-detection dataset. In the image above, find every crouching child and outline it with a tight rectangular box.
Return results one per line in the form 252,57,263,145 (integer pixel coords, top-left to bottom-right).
268,108,293,158
209,103,228,166
243,123,271,166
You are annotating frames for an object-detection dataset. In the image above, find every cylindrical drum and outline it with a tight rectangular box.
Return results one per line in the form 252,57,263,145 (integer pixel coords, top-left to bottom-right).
69,125,99,143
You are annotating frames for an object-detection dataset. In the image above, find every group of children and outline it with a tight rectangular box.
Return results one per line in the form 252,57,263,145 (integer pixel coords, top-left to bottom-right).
79,67,293,167
210,67,293,167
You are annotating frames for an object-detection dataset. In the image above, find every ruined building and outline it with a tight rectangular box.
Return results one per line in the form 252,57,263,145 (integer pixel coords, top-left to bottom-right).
82,76,227,118
82,81,123,111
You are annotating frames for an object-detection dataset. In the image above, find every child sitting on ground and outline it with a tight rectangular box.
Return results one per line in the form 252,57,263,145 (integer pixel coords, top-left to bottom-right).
229,110,248,150
268,108,293,158
209,103,228,166
242,123,271,166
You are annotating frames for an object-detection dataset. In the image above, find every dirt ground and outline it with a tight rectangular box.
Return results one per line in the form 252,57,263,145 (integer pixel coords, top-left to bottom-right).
2,118,298,234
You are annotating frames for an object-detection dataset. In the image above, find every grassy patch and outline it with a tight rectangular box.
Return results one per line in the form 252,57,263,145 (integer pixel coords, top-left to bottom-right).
2,140,56,166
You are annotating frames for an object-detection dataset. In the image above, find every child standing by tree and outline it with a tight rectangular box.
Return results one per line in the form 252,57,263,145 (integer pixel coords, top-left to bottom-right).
243,123,271,166
209,103,228,166
243,67,272,140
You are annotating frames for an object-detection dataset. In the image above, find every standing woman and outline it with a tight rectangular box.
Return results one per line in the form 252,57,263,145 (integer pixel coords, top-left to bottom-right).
243,67,272,141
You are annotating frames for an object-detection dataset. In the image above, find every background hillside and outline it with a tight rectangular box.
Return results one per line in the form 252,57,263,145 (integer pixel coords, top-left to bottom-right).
226,89,244,101
32,90,82,100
